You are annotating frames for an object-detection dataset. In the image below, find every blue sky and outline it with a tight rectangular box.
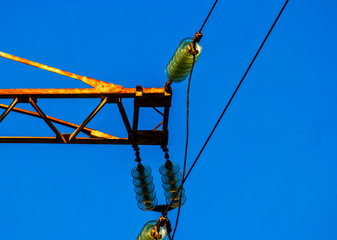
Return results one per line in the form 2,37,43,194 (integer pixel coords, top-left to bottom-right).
1,0,337,239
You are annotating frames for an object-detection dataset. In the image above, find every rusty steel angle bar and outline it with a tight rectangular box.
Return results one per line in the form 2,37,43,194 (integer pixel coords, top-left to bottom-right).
152,107,164,116
116,98,133,140
0,103,117,139
0,98,18,123
0,87,167,99
68,97,108,142
153,121,164,131
0,51,123,92
29,98,67,143
163,106,170,131
132,105,139,131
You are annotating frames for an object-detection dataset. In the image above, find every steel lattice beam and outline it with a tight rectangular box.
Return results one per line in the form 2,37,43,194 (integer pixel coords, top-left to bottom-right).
0,86,171,145
0,51,172,146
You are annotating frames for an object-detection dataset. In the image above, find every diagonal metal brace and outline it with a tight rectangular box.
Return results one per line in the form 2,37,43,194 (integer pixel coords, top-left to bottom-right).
116,98,133,140
29,98,67,143
68,97,108,142
0,51,123,92
0,98,18,123
0,103,117,139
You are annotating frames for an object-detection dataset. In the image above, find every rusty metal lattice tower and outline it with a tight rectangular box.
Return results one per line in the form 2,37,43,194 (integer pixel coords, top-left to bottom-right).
0,51,171,146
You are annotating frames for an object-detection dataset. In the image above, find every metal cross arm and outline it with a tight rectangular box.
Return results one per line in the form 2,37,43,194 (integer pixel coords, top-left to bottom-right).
0,51,171,145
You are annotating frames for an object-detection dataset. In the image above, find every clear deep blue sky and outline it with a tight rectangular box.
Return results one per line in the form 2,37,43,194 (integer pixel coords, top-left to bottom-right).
1,0,337,239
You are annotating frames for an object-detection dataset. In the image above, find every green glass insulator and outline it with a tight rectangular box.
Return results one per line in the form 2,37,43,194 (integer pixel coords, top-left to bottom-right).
165,38,202,83
159,161,186,208
132,163,158,211
136,220,167,240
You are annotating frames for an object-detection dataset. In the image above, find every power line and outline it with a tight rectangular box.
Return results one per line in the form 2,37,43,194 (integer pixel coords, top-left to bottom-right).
161,0,289,223
169,1,220,238
171,54,196,240
199,0,219,33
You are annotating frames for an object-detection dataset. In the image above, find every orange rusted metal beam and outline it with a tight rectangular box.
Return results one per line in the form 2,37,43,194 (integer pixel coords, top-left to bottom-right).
0,51,123,92
0,87,167,98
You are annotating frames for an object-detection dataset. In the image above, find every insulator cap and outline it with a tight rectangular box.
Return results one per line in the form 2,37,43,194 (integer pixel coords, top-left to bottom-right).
136,220,167,240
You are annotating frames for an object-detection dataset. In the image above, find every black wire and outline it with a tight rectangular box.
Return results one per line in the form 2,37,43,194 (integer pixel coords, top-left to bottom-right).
161,0,289,219
165,221,173,240
165,2,220,236
170,2,220,234
199,0,219,33
167,231,172,240
171,54,196,240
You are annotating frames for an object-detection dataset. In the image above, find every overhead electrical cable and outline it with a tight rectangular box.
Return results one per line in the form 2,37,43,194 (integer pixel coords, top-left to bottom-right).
199,0,219,33
171,54,196,240
161,0,290,231
170,0,220,238
164,1,218,239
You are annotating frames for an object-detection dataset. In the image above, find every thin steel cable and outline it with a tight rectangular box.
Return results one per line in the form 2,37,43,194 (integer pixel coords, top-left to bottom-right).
161,0,289,219
199,0,219,33
171,54,196,240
